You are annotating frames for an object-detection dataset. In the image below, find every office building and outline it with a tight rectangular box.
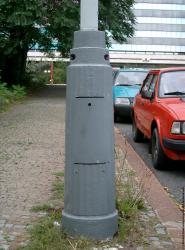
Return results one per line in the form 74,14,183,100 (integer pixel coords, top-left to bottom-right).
112,0,185,54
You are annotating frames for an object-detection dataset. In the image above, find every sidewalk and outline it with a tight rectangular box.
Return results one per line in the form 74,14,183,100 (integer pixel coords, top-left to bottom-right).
0,86,65,249
0,85,182,249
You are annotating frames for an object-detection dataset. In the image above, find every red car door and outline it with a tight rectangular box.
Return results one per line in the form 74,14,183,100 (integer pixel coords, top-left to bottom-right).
141,74,158,137
135,74,153,134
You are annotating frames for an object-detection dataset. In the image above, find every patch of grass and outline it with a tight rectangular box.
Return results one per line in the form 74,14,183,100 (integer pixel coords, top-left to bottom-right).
0,151,11,161
54,172,64,177
17,209,108,250
3,234,10,242
115,146,146,244
52,182,64,199
30,172,65,213
30,204,51,213
52,172,64,199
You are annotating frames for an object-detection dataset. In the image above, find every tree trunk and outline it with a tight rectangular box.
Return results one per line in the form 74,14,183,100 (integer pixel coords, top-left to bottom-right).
1,26,29,86
2,46,28,86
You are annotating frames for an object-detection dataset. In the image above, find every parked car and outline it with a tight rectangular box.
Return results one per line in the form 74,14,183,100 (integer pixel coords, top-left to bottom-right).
132,67,185,169
113,68,148,120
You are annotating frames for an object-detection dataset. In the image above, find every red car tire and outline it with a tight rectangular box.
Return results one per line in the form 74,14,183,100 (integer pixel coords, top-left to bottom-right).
132,117,144,142
151,128,167,170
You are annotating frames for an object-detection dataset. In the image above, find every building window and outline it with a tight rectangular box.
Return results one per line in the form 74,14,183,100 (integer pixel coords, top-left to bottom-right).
135,3,185,11
137,17,185,25
135,31,185,39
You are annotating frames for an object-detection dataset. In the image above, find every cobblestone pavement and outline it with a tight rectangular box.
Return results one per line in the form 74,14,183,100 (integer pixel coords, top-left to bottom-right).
0,85,65,249
0,85,176,249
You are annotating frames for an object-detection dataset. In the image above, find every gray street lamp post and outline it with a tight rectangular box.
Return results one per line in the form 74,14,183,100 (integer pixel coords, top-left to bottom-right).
62,0,118,239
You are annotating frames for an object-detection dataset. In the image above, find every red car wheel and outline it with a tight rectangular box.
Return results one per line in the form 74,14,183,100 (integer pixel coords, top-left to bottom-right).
151,128,167,170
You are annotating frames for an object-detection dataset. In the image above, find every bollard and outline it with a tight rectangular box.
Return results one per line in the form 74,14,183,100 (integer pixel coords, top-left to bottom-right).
62,0,118,240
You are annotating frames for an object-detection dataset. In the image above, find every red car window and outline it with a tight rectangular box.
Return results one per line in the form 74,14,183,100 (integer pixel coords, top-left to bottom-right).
148,75,158,93
141,74,153,93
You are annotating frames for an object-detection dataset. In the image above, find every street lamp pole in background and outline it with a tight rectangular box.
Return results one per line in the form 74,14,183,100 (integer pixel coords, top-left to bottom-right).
62,0,118,239
50,62,54,84
80,0,98,30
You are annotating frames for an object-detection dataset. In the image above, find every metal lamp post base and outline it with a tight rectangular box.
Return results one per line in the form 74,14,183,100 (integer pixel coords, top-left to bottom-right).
62,211,118,240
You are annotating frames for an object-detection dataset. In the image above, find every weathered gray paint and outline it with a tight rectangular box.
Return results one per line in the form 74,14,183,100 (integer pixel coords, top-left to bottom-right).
62,28,117,239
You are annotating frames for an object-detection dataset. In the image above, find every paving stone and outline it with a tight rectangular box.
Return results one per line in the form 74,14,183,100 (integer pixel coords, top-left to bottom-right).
19,240,30,247
104,248,118,250
155,223,163,228
115,244,124,248
148,237,159,241
1,216,9,220
152,240,164,248
4,224,13,229
147,211,156,217
162,241,174,246
21,215,30,219
136,247,144,250
156,227,166,235
0,245,9,250
140,214,149,221
0,234,4,241
14,225,26,230
11,231,21,236
9,235,16,241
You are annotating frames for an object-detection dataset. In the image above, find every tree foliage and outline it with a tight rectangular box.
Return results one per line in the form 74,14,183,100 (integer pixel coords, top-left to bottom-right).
0,0,135,86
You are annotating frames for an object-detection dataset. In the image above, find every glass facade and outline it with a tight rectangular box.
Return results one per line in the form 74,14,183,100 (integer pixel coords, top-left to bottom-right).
111,1,185,53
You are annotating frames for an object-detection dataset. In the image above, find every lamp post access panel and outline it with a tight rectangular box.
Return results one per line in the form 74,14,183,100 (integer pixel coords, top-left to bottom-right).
62,0,118,240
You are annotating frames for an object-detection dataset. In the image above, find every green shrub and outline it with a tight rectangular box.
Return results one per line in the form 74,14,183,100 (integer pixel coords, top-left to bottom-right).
26,62,50,91
53,62,67,84
25,61,67,90
0,82,26,112
12,85,26,101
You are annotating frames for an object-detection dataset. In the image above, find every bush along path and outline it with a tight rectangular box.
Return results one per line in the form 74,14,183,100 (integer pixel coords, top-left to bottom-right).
0,85,175,250
0,83,26,112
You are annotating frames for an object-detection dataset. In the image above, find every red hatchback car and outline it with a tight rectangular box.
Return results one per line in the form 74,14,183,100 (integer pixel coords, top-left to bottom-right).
132,68,185,170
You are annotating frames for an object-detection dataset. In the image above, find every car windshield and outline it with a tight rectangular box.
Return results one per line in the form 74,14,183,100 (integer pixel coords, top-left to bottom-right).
114,71,147,86
159,71,185,97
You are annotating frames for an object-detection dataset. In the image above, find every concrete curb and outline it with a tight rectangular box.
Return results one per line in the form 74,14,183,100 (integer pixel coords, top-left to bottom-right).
115,127,183,250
